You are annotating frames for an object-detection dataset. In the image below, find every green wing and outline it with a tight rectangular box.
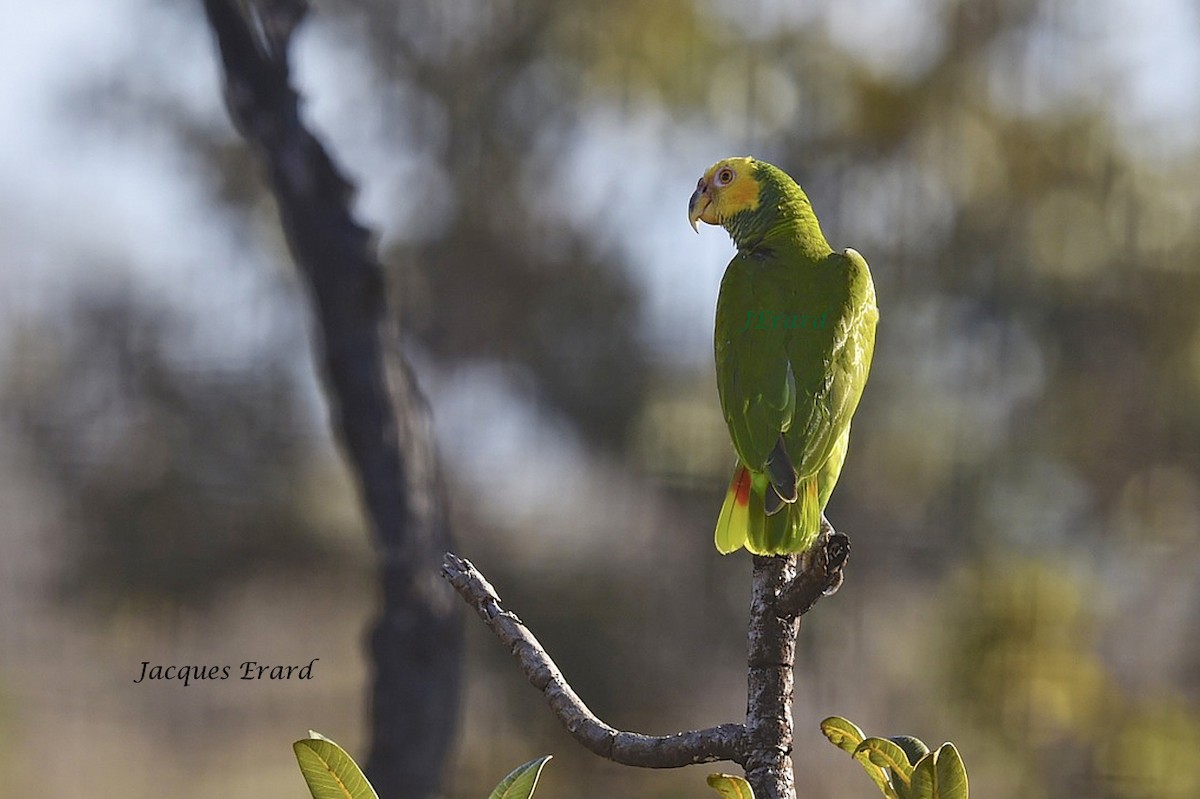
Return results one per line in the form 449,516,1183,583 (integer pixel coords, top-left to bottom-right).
714,251,796,472
715,248,876,481
783,248,877,480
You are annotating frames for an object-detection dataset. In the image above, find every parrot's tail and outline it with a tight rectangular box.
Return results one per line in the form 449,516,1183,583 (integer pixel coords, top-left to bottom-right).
714,463,823,555
714,465,753,554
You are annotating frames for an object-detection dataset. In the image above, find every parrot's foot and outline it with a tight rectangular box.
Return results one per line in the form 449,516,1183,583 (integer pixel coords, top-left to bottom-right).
779,519,851,618
821,532,851,596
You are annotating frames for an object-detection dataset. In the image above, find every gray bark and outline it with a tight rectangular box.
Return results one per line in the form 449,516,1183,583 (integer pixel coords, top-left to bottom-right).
744,555,801,799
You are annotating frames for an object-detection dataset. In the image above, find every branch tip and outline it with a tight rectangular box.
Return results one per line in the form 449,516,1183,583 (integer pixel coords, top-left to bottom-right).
440,553,746,768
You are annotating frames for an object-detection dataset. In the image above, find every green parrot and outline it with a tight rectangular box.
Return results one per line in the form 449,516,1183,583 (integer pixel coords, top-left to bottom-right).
688,156,878,555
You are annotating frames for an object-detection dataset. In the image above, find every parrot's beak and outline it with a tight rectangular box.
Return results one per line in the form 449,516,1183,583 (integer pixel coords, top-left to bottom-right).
688,181,712,233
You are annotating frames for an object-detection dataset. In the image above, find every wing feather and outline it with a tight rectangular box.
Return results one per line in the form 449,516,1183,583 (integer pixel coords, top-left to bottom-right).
715,248,876,480
785,249,877,478
714,252,793,470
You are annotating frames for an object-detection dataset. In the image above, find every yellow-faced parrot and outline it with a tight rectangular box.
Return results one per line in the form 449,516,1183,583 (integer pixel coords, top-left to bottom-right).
689,157,878,555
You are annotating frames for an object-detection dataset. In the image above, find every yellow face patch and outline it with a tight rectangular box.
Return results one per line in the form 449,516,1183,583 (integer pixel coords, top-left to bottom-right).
702,156,761,223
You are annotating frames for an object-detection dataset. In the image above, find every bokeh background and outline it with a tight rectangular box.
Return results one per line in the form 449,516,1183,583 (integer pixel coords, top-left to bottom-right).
2,0,1200,797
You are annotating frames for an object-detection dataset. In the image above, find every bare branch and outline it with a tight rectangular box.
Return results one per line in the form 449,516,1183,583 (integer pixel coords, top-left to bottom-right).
441,553,746,768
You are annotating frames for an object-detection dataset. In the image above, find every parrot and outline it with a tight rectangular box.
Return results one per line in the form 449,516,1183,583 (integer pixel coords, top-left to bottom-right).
688,156,877,555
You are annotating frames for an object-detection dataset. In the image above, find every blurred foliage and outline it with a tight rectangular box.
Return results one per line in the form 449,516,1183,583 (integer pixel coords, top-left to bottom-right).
322,0,659,447
938,559,1200,797
940,559,1112,745
2,291,339,610
1100,699,1200,799
3,0,1200,797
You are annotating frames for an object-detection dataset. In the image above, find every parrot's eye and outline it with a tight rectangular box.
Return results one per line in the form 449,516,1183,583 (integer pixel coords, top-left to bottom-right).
715,167,735,186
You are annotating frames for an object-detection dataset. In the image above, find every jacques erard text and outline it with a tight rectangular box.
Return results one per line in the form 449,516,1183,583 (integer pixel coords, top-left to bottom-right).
133,658,318,686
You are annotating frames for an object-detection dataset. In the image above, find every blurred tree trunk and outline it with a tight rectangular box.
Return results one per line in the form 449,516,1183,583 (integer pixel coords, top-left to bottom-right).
201,2,462,797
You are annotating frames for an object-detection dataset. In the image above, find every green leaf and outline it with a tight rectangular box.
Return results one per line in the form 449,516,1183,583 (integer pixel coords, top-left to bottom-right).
293,732,379,799
934,744,968,799
822,719,899,799
859,734,912,796
820,716,867,754
909,744,968,799
848,755,901,799
822,719,967,799
889,736,930,767
849,746,902,799
856,738,915,784
488,755,553,799
707,773,754,799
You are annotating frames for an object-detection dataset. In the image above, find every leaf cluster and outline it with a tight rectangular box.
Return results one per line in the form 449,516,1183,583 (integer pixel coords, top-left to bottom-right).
293,733,551,799
821,716,968,799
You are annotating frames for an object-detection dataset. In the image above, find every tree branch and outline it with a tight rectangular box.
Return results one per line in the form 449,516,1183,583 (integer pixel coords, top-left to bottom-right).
441,553,746,768
201,3,461,797
744,555,801,799
743,523,850,799
443,519,851,799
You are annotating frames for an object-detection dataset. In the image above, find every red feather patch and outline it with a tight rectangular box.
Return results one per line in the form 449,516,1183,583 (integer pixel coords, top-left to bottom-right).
734,467,752,507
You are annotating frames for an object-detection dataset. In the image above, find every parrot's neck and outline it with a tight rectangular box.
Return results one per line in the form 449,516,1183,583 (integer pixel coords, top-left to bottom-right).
725,181,833,262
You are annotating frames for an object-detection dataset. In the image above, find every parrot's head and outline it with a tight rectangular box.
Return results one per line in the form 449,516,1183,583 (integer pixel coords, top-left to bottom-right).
688,156,762,233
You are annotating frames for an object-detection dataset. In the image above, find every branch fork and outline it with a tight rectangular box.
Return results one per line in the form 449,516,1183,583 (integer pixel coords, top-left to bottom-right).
441,522,850,799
